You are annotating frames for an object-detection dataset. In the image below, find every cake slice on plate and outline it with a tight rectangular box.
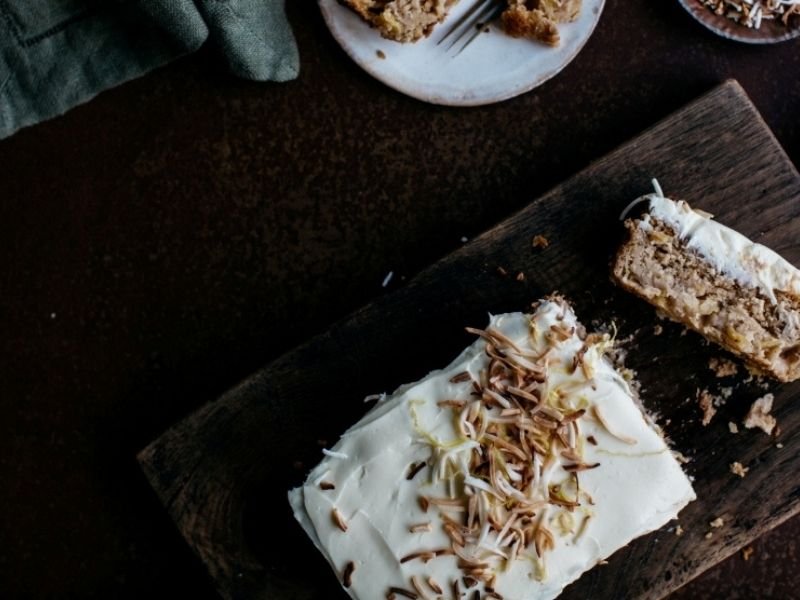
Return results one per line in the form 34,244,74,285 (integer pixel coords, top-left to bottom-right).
342,0,582,45
343,0,457,42
289,296,695,599
613,181,800,382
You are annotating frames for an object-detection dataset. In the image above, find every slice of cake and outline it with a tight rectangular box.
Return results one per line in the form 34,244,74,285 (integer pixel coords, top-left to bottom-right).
612,181,800,383
342,0,581,45
289,296,695,599
343,0,458,42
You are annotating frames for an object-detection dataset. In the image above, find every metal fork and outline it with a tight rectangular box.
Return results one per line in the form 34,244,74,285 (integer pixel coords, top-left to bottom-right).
437,0,505,55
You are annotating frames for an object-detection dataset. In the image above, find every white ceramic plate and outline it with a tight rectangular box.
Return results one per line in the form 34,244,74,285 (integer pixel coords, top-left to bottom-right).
319,0,606,106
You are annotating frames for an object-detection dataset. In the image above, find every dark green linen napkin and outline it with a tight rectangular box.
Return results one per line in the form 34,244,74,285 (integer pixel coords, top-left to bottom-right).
0,0,299,139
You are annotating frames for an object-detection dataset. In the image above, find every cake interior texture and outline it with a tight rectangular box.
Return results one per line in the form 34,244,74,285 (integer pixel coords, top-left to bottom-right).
342,0,581,44
613,199,800,383
343,0,456,42
289,297,695,599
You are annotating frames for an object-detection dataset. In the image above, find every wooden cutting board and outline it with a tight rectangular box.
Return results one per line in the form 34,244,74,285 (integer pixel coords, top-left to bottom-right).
138,80,800,600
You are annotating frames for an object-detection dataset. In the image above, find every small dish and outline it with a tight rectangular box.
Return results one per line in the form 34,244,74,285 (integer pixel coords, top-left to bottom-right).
677,0,800,43
318,0,606,106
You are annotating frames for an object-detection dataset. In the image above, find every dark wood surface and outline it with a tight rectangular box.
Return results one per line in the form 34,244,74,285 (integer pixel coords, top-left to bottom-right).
2,1,800,598
138,81,800,600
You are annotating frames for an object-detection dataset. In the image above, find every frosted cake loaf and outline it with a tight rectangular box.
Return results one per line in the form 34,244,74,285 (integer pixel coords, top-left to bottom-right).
289,296,695,599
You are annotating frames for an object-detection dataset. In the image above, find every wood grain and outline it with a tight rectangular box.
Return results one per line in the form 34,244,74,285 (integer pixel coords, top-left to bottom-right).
138,80,800,600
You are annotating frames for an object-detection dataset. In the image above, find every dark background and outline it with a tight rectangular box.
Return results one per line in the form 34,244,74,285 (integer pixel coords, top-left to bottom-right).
1,0,798,598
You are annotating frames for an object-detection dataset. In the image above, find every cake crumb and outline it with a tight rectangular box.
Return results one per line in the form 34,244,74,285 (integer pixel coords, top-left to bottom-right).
697,389,717,426
745,364,767,379
742,546,754,561
728,421,739,434
777,443,784,449
376,50,386,59
532,234,550,249
332,507,349,532
710,517,724,528
705,531,714,539
730,461,749,478
497,266,508,276
516,272,525,282
709,357,738,377
653,324,663,335
744,393,776,435
501,5,561,45
675,525,684,536
673,451,690,464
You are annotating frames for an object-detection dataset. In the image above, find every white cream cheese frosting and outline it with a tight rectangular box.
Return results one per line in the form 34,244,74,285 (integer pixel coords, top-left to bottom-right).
289,299,695,599
631,183,800,304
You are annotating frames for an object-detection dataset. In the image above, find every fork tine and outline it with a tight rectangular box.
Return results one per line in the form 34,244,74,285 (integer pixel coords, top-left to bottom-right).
437,0,493,46
448,0,503,52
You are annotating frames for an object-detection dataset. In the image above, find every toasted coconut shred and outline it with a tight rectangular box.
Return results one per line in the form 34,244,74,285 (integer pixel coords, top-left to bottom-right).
343,561,356,588
701,0,800,29
387,298,638,595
